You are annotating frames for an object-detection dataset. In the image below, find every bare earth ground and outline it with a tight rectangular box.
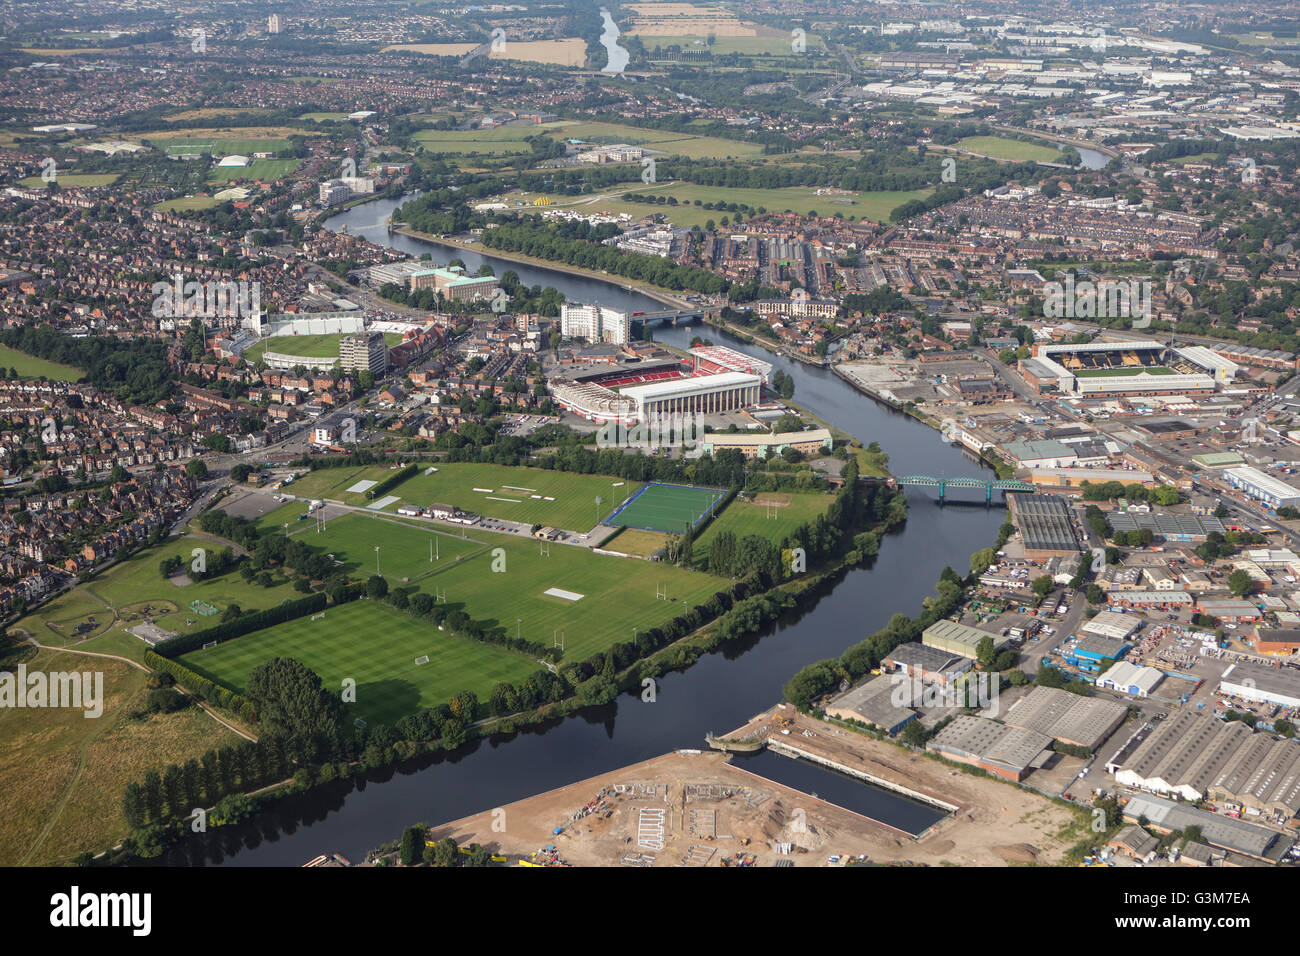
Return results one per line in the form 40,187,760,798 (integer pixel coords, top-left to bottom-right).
429,708,1082,867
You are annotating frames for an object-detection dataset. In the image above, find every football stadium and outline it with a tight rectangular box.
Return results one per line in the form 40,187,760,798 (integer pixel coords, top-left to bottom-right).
548,345,770,423
1019,340,1230,397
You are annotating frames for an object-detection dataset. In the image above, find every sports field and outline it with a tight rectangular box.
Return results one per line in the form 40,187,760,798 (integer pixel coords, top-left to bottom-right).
607,482,726,534
180,525,726,714
179,601,542,725
242,332,403,363
693,491,834,568
286,512,488,585
288,462,643,531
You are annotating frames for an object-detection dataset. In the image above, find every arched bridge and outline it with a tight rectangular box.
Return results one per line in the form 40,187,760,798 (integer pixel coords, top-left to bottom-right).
892,475,1036,504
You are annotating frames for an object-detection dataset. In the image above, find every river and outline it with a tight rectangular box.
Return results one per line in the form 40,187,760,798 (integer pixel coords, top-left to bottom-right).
175,197,1006,866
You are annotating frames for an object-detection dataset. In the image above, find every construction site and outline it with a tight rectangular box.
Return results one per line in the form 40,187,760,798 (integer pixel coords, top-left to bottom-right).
425,707,1087,866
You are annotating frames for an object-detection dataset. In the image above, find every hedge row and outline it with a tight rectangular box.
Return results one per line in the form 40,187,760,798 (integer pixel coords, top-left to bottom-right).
154,592,329,658
368,463,418,499
144,650,250,716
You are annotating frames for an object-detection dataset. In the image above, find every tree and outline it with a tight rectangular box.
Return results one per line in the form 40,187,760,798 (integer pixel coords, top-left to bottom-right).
1032,575,1054,599
186,460,209,479
245,657,344,736
400,825,426,866
1227,568,1254,597
366,575,389,599
970,547,995,576
975,635,996,670
899,720,928,747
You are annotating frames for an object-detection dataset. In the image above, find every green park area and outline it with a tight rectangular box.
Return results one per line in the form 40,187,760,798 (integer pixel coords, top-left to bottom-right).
954,136,1066,163
0,344,83,381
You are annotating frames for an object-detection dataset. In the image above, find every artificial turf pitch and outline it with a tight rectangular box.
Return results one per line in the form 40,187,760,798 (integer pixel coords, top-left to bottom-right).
606,482,725,534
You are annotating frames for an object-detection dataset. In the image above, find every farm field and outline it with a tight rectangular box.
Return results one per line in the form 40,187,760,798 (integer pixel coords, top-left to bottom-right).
0,343,83,381
179,601,542,726
953,136,1065,164
607,482,725,533
0,647,243,866
287,462,643,531
300,112,351,121
18,173,119,188
164,108,275,121
18,534,300,655
693,490,833,569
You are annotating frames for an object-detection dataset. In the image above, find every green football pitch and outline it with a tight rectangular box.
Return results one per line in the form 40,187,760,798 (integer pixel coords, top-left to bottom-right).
606,482,726,534
179,601,542,725
286,462,643,532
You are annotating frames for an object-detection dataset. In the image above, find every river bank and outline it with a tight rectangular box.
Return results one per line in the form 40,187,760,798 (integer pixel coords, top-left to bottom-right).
391,225,694,311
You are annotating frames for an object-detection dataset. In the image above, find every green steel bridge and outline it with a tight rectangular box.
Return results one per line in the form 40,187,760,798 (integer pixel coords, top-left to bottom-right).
892,475,1036,504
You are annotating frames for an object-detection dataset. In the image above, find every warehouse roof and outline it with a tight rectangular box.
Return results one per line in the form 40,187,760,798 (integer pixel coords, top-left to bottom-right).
922,619,1009,657
927,715,1052,774
1012,494,1080,554
1123,794,1293,861
1096,660,1164,695
826,676,917,731
1082,610,1142,640
1002,686,1129,751
1108,512,1225,538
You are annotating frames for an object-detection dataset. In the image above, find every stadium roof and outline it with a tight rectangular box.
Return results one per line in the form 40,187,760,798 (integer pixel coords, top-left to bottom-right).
1041,339,1165,354
619,371,761,403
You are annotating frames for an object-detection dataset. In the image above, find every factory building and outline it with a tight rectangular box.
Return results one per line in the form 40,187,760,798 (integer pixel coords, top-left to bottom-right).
1001,686,1129,752
921,619,1011,660
1222,465,1300,511
926,715,1053,781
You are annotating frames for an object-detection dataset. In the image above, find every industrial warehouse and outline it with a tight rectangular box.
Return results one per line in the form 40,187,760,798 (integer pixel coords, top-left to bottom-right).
1002,686,1129,752
1109,711,1300,823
